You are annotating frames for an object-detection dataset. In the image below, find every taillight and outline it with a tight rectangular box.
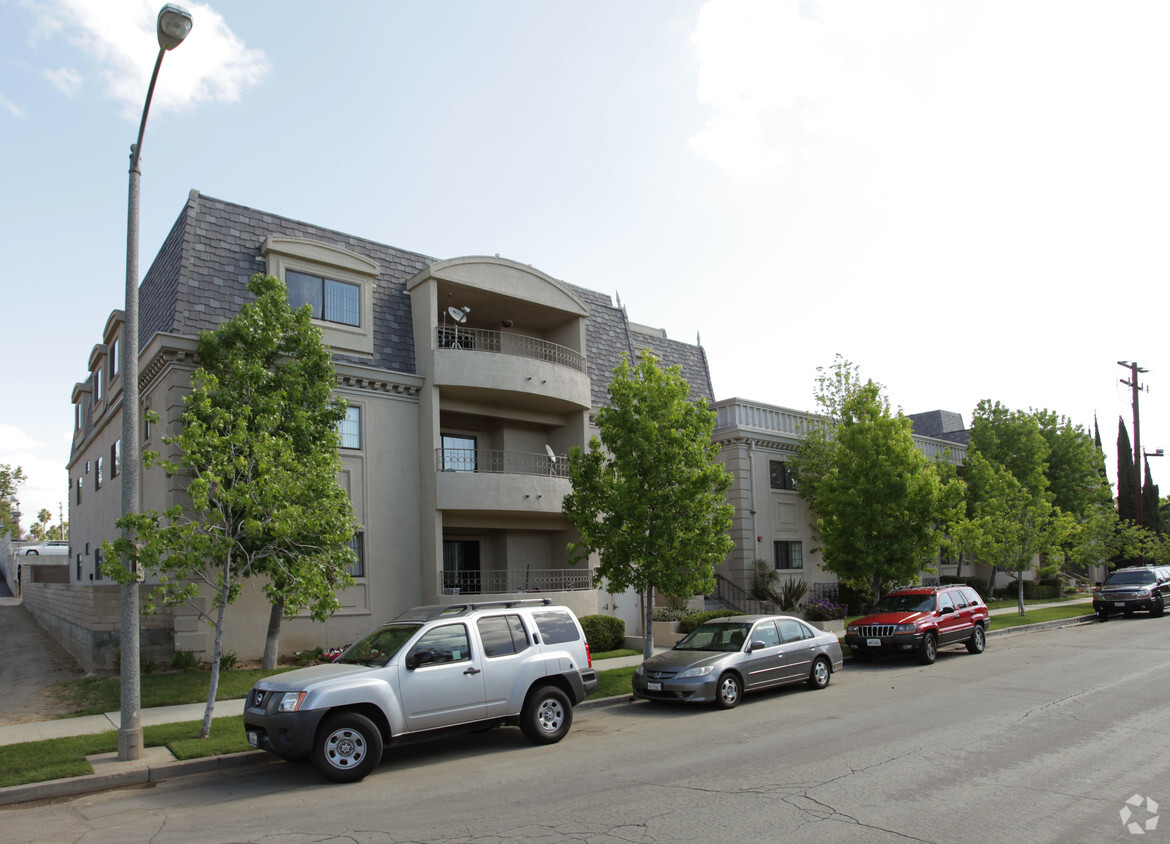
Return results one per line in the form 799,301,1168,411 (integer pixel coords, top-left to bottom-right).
585,640,592,667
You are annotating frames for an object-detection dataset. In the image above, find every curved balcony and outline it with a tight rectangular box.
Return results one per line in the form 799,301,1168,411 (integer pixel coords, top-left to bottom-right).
432,327,591,412
436,448,571,514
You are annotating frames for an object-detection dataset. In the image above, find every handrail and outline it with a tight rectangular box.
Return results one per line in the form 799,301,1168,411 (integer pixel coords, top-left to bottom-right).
441,567,593,595
436,448,569,478
712,573,777,615
436,326,587,373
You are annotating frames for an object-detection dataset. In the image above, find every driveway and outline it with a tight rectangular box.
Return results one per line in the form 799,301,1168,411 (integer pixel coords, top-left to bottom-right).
0,598,88,725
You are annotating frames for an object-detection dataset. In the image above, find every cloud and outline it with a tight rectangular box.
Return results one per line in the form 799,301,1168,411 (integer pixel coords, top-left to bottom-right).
0,92,27,119
23,0,269,118
44,66,82,96
0,424,70,527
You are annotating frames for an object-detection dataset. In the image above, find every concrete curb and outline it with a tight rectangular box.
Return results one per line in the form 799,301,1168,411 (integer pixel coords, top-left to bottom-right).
0,614,1101,805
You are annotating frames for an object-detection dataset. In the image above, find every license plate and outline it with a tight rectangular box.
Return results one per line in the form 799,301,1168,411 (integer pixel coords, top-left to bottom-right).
866,638,882,647
246,730,258,748
647,682,662,692
1114,602,1126,607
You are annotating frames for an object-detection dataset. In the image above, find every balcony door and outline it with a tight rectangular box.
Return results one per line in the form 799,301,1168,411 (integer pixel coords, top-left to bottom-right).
441,434,477,472
443,539,481,593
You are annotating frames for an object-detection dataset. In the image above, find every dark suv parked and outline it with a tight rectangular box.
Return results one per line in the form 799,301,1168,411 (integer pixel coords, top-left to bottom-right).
1092,566,1170,620
844,584,990,665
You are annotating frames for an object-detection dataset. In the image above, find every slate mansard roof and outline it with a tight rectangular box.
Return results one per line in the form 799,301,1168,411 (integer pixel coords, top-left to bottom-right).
96,189,713,411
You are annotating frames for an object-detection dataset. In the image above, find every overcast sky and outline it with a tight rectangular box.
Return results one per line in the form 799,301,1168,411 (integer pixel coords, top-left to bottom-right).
2,0,1167,526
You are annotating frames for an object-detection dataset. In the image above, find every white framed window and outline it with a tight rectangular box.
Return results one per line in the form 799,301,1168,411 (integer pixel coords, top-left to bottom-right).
287,270,360,327
338,406,361,449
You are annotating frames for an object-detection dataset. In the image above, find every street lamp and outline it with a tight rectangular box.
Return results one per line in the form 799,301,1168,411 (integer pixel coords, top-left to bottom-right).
119,2,192,763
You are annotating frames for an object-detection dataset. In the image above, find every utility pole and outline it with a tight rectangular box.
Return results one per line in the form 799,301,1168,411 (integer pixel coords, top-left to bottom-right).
1118,361,1148,526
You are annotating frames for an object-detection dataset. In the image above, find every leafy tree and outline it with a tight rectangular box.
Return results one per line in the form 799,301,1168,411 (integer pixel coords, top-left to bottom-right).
563,351,734,659
791,357,966,605
105,274,356,737
0,464,24,538
958,401,1068,613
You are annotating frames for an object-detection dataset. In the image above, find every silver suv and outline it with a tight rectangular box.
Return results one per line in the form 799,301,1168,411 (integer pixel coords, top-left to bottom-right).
244,599,599,782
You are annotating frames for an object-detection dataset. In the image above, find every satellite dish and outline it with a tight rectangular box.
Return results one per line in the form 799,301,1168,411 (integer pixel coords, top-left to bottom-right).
545,444,557,462
447,306,468,324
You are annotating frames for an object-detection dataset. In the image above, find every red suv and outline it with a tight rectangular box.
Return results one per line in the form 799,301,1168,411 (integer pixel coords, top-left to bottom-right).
844,585,989,665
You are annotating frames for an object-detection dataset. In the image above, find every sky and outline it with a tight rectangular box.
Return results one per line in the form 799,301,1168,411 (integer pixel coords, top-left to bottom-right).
2,0,1168,528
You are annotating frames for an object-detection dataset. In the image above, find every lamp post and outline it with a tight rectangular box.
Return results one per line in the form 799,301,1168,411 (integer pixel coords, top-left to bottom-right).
119,3,192,763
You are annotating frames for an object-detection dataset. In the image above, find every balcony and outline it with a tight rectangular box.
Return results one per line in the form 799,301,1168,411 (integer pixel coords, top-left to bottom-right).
436,448,567,478
442,567,593,594
437,327,586,373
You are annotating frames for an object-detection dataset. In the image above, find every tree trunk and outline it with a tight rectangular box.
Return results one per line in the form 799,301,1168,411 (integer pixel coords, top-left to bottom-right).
202,576,232,740
986,566,997,600
1017,575,1025,616
955,552,964,579
262,597,284,670
642,586,655,661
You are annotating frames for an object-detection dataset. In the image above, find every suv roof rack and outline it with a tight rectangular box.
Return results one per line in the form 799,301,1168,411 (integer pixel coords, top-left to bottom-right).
393,598,554,622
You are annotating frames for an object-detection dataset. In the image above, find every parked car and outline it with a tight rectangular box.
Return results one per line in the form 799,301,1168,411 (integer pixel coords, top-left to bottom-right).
22,540,69,556
844,584,989,665
1092,566,1170,620
244,599,598,783
631,614,843,708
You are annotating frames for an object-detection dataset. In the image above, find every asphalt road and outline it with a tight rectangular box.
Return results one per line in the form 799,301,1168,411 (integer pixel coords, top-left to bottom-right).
3,617,1168,843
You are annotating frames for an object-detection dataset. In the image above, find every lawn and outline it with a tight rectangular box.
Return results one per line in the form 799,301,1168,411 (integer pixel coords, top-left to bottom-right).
986,604,1095,631
57,668,294,717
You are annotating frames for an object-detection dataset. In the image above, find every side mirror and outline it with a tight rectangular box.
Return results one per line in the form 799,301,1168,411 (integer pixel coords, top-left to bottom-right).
748,640,766,652
406,649,434,670
939,606,955,615
1094,581,1103,588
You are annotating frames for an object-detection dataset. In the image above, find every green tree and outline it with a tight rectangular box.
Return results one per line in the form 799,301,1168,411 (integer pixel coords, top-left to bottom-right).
0,464,24,538
791,357,965,605
1117,418,1136,523
104,274,356,737
563,351,734,659
958,401,1068,613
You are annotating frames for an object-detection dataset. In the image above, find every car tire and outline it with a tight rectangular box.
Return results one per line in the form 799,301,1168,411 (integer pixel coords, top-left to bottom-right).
917,632,938,665
807,657,831,690
25,550,38,555
1151,597,1165,618
715,672,742,709
1096,608,1109,622
965,624,987,654
311,712,383,783
520,685,573,745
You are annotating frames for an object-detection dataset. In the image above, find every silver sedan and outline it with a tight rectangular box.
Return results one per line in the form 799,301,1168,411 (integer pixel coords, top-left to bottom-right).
632,615,844,708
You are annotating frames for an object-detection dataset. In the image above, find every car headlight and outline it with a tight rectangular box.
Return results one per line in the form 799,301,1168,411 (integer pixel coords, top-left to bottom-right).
893,624,916,633
634,664,644,677
678,665,716,679
277,691,308,712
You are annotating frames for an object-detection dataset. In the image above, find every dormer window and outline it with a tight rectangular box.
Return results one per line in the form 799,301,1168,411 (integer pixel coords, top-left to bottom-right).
94,368,103,403
109,337,119,379
287,270,360,327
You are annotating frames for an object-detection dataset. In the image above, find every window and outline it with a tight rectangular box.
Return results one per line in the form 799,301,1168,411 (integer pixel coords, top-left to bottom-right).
74,404,80,431
76,476,82,506
532,610,583,645
94,547,103,581
778,618,814,643
750,620,781,648
95,456,103,490
774,540,803,570
408,624,471,666
286,269,360,326
346,531,365,578
477,615,531,657
94,368,103,403
443,539,480,591
338,406,361,449
938,591,955,613
441,434,477,472
76,554,83,581
769,460,797,491
111,440,120,478
109,337,119,379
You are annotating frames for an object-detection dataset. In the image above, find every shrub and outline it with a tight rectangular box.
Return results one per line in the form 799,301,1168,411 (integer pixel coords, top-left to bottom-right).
579,614,625,652
218,650,239,671
774,577,808,611
141,658,159,675
836,580,875,615
294,647,324,666
171,648,201,672
652,607,698,622
678,610,746,634
801,596,846,621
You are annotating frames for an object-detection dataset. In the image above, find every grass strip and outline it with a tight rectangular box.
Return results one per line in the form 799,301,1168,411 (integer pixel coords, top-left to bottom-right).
987,604,1095,631
57,669,293,717
0,716,251,789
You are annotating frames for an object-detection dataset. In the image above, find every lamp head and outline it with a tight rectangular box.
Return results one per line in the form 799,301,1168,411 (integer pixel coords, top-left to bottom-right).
157,4,193,51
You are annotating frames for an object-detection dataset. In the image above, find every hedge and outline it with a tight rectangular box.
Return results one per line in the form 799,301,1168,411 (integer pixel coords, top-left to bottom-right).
678,609,746,634
579,614,625,652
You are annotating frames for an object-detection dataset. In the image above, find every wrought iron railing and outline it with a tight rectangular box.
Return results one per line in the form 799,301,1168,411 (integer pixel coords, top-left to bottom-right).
436,326,587,373
442,567,593,594
436,448,569,478
712,573,776,615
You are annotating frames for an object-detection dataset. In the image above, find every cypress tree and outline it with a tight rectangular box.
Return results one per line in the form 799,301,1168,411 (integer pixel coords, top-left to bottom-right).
1118,418,1136,522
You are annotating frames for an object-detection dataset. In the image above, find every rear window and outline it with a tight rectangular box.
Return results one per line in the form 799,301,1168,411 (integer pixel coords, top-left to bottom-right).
532,610,581,645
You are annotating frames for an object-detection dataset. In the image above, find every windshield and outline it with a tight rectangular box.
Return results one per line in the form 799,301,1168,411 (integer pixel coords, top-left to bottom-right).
870,594,935,614
1105,571,1156,585
335,623,421,667
675,622,752,652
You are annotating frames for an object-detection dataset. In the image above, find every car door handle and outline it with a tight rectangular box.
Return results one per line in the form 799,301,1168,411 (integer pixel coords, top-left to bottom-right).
464,667,481,675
